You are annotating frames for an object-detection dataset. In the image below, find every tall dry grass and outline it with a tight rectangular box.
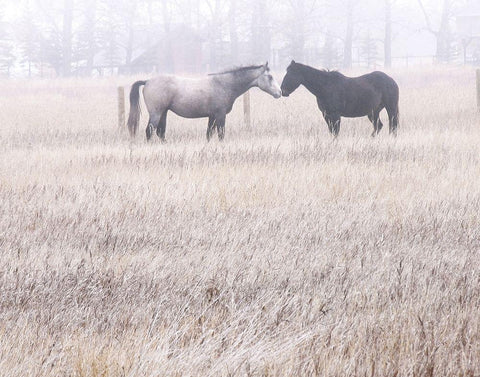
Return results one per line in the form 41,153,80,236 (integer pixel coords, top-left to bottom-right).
0,66,479,376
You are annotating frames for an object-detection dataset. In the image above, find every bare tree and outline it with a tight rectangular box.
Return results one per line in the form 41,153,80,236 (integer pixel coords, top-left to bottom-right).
62,0,73,76
324,0,358,69
228,0,239,64
290,0,306,61
384,0,392,67
417,0,455,62
203,0,228,70
251,0,271,62
125,0,139,66
77,0,98,75
160,0,173,73
343,0,354,68
361,31,378,68
35,0,76,76
280,0,320,63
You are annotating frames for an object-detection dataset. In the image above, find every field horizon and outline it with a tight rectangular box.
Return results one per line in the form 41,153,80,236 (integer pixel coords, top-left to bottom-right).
0,66,479,376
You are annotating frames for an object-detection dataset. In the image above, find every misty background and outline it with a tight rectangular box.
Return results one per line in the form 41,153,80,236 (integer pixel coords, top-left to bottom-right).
0,0,479,77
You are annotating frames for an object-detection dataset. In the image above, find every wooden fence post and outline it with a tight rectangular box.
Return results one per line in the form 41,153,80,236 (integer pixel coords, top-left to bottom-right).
118,86,125,129
243,90,251,128
476,69,480,112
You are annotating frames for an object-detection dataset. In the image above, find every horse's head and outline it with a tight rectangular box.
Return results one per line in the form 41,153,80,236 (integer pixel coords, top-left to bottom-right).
256,62,282,99
281,60,302,97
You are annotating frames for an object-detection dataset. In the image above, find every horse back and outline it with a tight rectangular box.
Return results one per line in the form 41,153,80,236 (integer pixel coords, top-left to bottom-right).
361,71,399,101
142,75,177,109
332,72,396,117
143,75,214,118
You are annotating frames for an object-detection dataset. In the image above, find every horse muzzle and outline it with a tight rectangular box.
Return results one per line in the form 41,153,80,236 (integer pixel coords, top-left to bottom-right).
281,89,290,97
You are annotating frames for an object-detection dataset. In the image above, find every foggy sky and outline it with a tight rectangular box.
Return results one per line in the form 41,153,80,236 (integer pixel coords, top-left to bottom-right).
0,0,474,76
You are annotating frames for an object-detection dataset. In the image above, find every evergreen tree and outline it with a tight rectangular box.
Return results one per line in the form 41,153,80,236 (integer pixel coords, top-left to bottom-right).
16,1,41,77
360,32,378,68
75,0,99,75
97,7,123,74
320,34,342,68
39,26,63,76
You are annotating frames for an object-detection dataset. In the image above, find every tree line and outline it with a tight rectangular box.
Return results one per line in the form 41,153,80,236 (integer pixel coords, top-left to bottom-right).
0,0,465,77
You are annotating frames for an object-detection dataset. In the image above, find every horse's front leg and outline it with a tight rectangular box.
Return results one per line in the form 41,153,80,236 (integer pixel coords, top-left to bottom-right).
323,113,341,137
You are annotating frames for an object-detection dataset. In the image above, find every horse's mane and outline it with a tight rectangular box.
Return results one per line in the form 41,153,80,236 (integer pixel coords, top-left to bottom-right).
295,63,340,75
208,64,265,76
321,68,340,74
323,69,344,79
293,63,345,81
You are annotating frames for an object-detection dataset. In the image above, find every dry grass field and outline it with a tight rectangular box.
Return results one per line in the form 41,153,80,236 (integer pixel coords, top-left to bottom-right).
0,67,479,376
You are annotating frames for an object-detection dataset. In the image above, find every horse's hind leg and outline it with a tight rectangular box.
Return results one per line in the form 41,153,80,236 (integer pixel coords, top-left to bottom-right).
215,114,226,141
156,110,168,142
146,121,154,140
206,116,216,141
368,110,384,137
367,113,376,136
146,113,161,141
386,105,399,136
332,119,341,137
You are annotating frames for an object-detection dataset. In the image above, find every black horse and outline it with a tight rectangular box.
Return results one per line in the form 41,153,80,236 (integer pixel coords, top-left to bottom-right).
281,61,399,137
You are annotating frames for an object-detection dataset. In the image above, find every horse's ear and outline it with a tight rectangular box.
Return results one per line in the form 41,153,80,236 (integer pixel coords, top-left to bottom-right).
291,60,296,65
265,61,269,68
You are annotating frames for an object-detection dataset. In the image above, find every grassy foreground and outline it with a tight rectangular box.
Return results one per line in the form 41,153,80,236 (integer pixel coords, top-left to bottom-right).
0,67,479,376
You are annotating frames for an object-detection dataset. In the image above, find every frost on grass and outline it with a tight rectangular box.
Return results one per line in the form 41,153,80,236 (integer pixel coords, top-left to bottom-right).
0,68,479,376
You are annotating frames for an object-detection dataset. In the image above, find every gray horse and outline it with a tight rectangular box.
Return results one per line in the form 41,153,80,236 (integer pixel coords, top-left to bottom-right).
127,62,282,141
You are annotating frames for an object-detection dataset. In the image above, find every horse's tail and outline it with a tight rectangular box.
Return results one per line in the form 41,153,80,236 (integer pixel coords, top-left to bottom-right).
387,80,400,136
127,80,147,137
